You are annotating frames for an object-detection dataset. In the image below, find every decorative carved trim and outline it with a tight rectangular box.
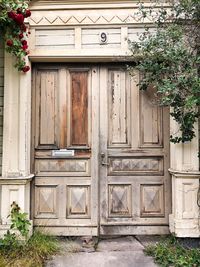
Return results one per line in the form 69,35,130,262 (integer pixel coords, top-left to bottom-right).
109,156,164,176
0,174,34,185
169,168,200,178
29,13,148,26
29,1,158,11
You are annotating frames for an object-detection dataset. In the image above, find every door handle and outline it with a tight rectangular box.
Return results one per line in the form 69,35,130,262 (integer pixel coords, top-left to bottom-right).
100,153,109,166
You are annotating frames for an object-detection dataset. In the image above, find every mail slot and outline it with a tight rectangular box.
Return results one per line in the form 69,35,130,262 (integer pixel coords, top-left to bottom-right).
52,149,75,157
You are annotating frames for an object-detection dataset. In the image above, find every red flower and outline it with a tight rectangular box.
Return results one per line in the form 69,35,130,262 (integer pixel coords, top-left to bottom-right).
7,11,16,19
17,8,22,14
24,9,31,18
22,44,28,51
21,40,27,46
20,24,27,32
22,66,30,73
19,33,24,39
14,14,24,25
6,40,13,47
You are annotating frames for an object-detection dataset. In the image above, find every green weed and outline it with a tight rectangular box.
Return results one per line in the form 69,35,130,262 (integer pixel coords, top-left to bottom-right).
0,230,59,267
145,236,200,267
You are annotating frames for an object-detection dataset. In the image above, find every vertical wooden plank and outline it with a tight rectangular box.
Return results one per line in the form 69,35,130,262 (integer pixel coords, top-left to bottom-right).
109,70,127,146
29,28,36,51
131,69,140,149
140,85,162,147
99,66,109,226
31,67,38,172
40,71,57,145
58,69,67,148
90,66,99,227
70,71,88,146
75,27,82,50
121,26,128,51
0,41,4,174
113,71,126,144
35,70,41,148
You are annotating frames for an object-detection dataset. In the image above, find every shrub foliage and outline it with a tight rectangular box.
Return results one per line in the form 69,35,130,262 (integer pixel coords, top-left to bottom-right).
129,0,200,143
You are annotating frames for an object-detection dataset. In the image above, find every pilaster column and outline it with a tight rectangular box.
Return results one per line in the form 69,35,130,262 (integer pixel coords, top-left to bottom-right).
169,116,200,237
0,52,33,230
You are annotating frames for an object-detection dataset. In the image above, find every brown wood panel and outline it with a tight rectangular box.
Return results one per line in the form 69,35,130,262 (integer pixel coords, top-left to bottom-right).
58,69,67,148
139,85,163,147
71,71,88,146
40,71,57,145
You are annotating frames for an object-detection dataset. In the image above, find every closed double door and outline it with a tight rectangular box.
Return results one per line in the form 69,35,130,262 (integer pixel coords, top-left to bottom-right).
31,64,170,235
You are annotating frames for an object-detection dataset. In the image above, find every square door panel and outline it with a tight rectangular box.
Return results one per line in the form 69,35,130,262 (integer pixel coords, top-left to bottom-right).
109,184,132,217
67,185,90,218
140,184,164,217
35,185,58,219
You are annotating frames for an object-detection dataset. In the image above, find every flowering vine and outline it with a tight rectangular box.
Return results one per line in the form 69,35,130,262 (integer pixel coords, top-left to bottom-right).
0,0,31,72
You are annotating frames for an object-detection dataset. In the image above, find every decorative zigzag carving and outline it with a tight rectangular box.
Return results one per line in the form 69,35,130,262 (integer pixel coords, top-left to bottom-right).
29,13,148,26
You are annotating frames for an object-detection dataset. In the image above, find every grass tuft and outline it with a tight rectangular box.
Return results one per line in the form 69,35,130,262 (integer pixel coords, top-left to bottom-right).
59,239,82,254
0,230,59,267
144,235,200,267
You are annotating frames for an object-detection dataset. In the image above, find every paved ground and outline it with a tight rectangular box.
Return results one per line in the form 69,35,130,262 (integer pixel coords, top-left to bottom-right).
45,236,159,267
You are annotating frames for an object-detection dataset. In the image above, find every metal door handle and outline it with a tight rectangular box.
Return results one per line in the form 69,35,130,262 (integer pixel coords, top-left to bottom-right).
100,153,109,166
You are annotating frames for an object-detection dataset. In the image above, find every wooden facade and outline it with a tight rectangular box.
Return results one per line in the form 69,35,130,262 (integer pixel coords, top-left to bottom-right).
0,42,3,174
0,0,199,238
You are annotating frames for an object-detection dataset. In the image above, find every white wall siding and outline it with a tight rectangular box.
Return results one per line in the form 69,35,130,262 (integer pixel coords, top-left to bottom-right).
0,42,4,174
35,29,75,49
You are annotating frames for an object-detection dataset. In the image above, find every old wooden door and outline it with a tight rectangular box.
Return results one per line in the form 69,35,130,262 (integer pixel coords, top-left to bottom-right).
32,64,170,235
99,66,170,235
32,64,99,235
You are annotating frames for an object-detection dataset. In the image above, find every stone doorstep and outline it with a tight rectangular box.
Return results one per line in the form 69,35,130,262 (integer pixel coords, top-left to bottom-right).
58,236,98,253
96,236,144,252
58,235,162,254
46,236,158,267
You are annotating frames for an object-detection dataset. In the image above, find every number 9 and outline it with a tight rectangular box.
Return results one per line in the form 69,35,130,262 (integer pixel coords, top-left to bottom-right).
100,32,107,44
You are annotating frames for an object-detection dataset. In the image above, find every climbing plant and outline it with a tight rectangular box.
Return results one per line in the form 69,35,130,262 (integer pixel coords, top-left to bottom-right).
129,0,200,143
0,0,31,72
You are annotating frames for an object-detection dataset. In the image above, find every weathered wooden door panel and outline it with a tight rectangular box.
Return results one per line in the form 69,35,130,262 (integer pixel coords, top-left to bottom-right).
34,70,59,148
32,65,98,236
70,71,89,146
32,64,170,235
99,67,170,235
